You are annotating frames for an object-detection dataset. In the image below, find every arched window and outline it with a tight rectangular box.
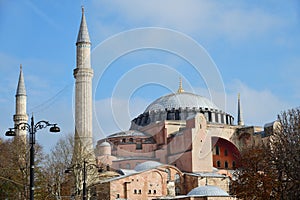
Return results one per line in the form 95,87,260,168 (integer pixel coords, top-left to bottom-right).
175,187,180,195
224,161,228,169
165,169,171,181
217,160,221,168
232,161,236,168
224,149,228,156
129,138,134,143
122,138,126,143
175,173,180,183
215,145,220,155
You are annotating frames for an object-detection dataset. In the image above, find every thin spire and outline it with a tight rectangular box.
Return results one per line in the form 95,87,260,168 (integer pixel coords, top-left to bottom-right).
16,64,26,96
237,93,244,126
177,77,184,93
76,6,91,44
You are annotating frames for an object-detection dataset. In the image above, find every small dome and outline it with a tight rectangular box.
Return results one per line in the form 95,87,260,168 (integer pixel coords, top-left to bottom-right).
116,169,137,176
187,185,229,197
134,161,162,171
145,92,219,113
99,141,111,147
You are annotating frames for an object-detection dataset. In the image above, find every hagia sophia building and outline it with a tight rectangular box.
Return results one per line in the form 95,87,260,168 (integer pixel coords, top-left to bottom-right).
11,8,278,200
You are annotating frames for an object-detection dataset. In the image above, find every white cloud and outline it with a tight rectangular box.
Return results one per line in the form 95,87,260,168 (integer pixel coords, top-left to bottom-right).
91,0,284,41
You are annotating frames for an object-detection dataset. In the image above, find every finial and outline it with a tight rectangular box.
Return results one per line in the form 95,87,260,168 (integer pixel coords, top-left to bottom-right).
238,93,240,100
81,6,84,14
177,77,184,93
20,64,22,71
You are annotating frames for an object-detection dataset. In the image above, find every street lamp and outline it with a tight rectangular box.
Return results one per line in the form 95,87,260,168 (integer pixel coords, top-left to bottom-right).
65,160,101,200
5,115,60,200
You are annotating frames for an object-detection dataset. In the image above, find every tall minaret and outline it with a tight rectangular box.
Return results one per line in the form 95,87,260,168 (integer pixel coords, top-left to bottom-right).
13,65,28,141
237,93,244,126
73,7,94,160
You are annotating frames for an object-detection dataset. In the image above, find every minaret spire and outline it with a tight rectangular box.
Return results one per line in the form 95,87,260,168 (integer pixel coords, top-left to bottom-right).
76,6,91,44
16,64,26,96
177,77,184,93
14,64,28,141
237,93,244,126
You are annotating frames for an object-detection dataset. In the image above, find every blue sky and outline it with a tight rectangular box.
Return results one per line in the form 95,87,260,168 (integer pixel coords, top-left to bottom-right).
0,0,300,152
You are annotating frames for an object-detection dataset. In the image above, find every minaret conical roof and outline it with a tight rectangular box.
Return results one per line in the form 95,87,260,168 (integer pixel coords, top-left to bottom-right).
76,6,91,44
237,93,244,126
16,64,26,96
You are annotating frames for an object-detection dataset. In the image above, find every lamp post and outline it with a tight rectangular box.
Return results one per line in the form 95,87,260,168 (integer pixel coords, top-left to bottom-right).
65,160,101,200
5,115,60,200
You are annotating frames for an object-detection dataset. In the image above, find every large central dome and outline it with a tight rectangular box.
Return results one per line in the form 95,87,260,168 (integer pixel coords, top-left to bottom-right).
145,92,219,112
130,83,234,128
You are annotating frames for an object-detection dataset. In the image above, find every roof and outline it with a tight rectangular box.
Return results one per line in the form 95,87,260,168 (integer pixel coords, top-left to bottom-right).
107,130,150,138
134,161,163,171
77,7,90,44
98,162,179,184
116,169,137,176
185,172,226,178
113,157,159,161
187,185,229,197
16,65,26,96
145,92,219,113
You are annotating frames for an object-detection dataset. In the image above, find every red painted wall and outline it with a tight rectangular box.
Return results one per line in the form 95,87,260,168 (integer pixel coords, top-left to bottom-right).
212,137,240,170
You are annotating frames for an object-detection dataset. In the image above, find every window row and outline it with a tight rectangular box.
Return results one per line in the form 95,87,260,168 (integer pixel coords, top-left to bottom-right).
133,189,157,194
134,189,142,194
148,190,157,194
216,160,236,169
214,146,228,156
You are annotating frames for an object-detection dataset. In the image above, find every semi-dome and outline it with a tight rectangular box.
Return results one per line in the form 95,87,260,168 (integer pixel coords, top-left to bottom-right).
187,185,229,197
134,161,162,171
145,92,219,113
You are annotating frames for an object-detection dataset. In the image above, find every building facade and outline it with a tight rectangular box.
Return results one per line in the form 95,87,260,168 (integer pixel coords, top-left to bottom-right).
93,83,276,199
